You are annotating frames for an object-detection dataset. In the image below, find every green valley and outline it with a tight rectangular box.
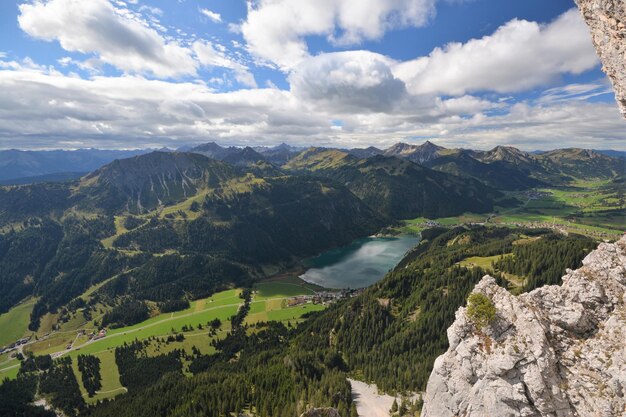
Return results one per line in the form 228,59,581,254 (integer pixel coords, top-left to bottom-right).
0,142,623,417
1,279,329,405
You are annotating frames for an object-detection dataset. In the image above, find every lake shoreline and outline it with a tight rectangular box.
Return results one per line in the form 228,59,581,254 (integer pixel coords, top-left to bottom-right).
299,235,421,290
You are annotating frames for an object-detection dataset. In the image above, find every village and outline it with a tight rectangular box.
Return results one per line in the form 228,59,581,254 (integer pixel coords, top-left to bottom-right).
286,288,364,308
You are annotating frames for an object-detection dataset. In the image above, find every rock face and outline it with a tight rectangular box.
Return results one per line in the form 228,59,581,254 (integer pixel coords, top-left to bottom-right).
575,0,626,117
422,236,626,417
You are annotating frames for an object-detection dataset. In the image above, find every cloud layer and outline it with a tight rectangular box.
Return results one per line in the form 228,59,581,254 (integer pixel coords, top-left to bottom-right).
3,2,624,150
241,0,436,69
18,0,197,78
0,60,623,151
290,51,407,112
394,9,599,96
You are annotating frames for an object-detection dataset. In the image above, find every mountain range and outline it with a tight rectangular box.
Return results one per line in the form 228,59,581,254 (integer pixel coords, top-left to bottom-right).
0,139,623,417
0,141,622,328
2,141,623,187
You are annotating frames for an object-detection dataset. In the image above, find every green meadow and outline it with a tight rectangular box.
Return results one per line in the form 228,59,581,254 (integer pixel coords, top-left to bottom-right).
2,281,326,403
0,297,36,347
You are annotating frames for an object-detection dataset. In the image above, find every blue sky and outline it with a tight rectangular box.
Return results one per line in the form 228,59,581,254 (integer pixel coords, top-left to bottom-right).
0,0,624,150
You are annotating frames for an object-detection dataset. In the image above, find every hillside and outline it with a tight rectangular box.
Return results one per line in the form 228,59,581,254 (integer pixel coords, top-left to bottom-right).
376,142,624,188
285,148,498,218
8,226,596,417
473,146,624,184
0,151,385,330
78,152,237,213
424,149,542,190
422,235,626,417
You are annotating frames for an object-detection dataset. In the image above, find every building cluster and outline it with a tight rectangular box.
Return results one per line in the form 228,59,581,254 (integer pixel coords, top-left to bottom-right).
0,336,31,354
312,289,364,305
283,289,364,308
525,190,551,200
91,329,107,341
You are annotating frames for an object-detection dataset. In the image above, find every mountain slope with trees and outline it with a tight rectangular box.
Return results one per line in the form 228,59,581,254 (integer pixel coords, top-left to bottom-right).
284,148,499,219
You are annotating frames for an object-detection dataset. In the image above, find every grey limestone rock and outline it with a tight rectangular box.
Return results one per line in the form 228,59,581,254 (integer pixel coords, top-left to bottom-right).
422,236,626,417
575,0,626,117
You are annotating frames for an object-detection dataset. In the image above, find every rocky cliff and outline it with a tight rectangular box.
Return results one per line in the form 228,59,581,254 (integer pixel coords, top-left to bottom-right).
575,0,626,117
422,235,626,417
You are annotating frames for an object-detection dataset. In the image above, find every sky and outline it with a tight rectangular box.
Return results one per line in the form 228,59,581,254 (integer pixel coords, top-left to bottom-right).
0,0,624,151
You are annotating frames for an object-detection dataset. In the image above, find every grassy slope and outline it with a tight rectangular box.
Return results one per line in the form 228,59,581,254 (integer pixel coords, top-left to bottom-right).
0,298,36,347
1,282,326,403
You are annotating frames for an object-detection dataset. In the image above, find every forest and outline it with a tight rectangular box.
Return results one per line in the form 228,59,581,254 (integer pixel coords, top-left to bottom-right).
0,226,592,417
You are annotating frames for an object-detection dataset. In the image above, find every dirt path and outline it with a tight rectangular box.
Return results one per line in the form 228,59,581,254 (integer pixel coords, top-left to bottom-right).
349,378,394,417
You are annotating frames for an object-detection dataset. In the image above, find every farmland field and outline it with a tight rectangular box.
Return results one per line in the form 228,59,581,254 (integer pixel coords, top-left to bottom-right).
0,297,35,347
400,181,624,240
2,281,327,402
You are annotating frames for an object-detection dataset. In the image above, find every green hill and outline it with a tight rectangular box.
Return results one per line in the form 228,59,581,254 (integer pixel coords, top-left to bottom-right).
0,152,384,331
285,148,499,219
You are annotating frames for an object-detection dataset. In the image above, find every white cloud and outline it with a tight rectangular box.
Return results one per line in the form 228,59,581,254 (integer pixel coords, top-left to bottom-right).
57,56,103,74
200,8,222,23
18,0,197,78
436,95,501,115
537,82,613,104
241,0,435,70
394,9,599,96
193,40,257,88
289,51,406,112
0,63,623,151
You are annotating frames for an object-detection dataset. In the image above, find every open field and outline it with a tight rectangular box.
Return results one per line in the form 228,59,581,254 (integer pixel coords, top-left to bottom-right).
254,281,317,300
457,254,507,270
71,348,126,404
0,298,36,347
399,181,624,240
156,190,209,220
490,181,624,238
2,281,327,402
457,254,525,292
247,281,325,324
401,213,486,233
0,362,19,380
101,215,130,248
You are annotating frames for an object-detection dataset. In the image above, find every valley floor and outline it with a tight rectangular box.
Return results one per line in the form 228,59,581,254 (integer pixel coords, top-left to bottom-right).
0,277,327,403
400,180,625,240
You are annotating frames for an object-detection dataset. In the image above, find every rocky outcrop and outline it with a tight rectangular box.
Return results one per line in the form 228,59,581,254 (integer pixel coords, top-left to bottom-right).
422,236,626,417
575,0,626,117
300,408,341,417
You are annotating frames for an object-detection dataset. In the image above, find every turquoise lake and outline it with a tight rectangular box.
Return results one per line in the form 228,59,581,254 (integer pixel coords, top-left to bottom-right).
300,236,420,289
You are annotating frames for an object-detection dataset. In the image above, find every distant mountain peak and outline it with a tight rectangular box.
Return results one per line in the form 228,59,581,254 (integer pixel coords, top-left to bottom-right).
222,147,267,167
190,142,223,152
348,146,383,159
272,142,296,151
384,141,446,164
81,151,234,213
422,140,443,149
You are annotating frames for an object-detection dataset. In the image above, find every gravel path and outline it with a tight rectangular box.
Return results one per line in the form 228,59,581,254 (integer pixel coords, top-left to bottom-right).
349,378,394,417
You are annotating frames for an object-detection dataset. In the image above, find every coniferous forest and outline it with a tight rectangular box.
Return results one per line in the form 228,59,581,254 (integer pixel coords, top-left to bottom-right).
0,226,594,417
